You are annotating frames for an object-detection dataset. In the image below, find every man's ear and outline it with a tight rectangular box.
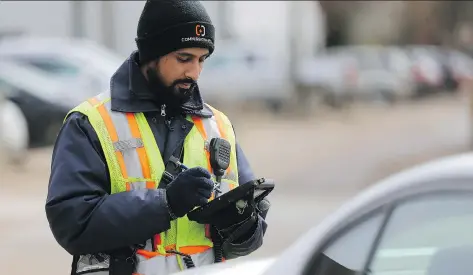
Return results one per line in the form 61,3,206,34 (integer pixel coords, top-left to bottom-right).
141,60,158,80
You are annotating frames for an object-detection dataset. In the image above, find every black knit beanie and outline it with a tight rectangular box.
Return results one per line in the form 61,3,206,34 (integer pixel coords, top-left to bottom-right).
135,0,215,65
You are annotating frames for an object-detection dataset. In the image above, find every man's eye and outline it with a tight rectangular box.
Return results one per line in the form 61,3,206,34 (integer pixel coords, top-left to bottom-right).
177,57,190,63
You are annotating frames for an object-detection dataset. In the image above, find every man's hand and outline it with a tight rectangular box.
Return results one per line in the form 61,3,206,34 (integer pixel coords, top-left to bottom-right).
165,167,214,219
203,191,257,240
211,199,254,229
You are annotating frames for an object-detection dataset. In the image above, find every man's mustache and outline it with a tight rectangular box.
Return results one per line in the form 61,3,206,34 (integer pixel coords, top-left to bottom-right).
171,79,196,97
172,79,196,87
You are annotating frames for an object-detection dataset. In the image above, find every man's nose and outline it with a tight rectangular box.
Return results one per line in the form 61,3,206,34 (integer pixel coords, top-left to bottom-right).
185,63,201,81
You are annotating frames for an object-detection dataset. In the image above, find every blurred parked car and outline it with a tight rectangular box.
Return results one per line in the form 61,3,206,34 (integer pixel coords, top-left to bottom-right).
0,36,123,96
444,49,473,90
0,61,75,147
405,46,452,97
352,46,415,102
405,46,473,97
296,52,353,108
297,46,415,107
198,40,293,113
175,152,473,275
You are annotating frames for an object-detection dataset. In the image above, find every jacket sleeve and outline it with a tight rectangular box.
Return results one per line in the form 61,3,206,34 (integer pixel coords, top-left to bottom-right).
222,142,270,259
45,112,172,256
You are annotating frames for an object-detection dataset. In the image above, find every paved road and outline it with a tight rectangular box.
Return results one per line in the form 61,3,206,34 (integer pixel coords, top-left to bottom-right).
0,94,470,274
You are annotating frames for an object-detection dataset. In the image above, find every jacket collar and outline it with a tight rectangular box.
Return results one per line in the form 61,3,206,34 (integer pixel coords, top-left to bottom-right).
109,51,213,118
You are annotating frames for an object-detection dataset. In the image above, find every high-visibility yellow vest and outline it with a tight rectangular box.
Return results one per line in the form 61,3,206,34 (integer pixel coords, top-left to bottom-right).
67,91,239,275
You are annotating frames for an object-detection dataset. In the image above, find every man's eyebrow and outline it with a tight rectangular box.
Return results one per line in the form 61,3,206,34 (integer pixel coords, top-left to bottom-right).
176,52,210,59
176,52,195,58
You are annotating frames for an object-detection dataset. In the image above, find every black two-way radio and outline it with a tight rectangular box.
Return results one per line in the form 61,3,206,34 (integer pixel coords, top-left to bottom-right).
208,137,231,196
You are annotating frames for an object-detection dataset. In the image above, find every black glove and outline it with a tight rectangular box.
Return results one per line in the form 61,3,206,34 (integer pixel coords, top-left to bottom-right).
165,167,214,219
213,202,258,242
208,192,256,233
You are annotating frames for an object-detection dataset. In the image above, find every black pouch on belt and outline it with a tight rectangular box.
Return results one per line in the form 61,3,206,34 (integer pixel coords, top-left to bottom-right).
109,247,137,275
109,257,135,275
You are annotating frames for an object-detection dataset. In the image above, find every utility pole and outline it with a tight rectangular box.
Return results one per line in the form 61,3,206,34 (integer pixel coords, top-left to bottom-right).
216,1,232,40
288,1,306,111
71,1,85,38
0,90,6,170
101,1,116,50
288,1,298,87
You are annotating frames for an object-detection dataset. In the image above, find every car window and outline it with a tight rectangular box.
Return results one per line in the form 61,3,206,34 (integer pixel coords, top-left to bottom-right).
356,50,384,70
368,193,473,275
0,62,69,103
8,56,80,76
307,211,385,275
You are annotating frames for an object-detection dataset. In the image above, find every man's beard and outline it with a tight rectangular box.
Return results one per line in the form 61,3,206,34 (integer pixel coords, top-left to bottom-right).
146,67,197,113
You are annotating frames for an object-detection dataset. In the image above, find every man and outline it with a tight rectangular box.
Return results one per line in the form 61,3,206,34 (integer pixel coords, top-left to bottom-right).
45,1,270,275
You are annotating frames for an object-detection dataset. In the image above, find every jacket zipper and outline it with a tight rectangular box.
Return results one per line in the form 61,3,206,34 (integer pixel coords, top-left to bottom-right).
161,104,174,131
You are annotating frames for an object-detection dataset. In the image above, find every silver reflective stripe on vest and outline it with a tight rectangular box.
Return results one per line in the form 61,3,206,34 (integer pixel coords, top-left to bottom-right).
218,181,234,194
144,238,154,251
223,170,237,181
76,254,110,274
102,101,146,187
189,249,215,268
114,138,144,152
128,181,148,190
135,249,214,275
95,92,109,102
202,116,220,140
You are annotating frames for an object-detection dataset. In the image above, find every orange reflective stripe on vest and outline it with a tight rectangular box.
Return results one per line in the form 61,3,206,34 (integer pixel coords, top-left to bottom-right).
123,112,163,253
191,114,234,239
191,116,212,173
137,245,211,259
88,97,129,179
206,108,232,177
125,113,155,190
211,110,227,140
191,115,234,179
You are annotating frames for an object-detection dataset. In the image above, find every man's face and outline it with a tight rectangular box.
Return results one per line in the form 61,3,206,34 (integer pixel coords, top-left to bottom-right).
156,47,210,95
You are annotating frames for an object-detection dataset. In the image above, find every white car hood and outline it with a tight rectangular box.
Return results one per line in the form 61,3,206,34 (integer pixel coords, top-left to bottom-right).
171,257,276,275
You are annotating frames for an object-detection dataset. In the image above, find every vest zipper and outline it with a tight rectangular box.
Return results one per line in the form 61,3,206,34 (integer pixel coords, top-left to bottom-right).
161,104,174,131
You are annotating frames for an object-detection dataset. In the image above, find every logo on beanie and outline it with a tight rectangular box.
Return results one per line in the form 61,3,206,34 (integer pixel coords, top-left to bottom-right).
195,25,206,37
181,24,212,44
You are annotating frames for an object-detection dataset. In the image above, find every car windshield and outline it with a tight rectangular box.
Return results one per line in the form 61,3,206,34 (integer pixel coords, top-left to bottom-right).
369,193,473,275
7,56,80,77
0,61,84,106
0,38,122,79
0,62,63,98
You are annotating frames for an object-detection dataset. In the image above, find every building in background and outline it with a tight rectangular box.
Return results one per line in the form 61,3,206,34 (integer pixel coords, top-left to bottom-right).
318,1,473,50
0,1,325,59
0,1,326,111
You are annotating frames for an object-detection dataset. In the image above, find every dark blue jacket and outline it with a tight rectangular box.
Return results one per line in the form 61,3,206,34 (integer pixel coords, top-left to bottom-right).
45,52,268,260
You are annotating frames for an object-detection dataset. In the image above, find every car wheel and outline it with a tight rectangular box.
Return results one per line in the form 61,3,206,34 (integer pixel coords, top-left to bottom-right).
0,100,29,165
379,90,396,105
323,93,346,109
